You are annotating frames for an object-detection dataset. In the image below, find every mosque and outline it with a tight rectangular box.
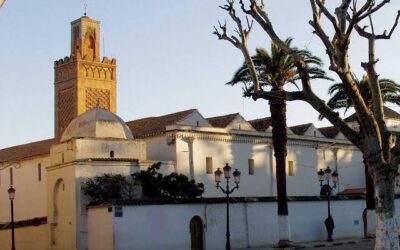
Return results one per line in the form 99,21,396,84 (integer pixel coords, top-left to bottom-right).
1,15,398,250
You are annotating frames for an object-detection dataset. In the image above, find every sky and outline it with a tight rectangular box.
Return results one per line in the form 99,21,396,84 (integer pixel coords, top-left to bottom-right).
0,1,400,149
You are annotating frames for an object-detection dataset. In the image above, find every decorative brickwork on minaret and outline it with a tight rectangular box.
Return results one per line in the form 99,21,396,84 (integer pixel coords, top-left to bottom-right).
54,16,116,138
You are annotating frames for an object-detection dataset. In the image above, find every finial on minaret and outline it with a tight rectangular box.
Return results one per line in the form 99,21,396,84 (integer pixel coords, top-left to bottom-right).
84,2,87,16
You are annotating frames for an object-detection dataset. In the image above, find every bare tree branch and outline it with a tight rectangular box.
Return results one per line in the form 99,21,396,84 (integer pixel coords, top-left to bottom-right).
213,0,260,91
352,11,400,161
315,0,341,34
213,20,240,48
228,0,362,146
253,90,305,102
309,0,338,71
358,0,391,21
376,11,400,39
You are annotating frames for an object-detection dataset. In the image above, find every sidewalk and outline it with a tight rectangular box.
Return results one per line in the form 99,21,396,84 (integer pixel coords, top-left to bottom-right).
242,238,373,250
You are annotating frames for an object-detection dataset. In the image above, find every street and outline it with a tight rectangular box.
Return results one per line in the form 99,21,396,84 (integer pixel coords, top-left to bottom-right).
245,239,374,250
312,240,373,250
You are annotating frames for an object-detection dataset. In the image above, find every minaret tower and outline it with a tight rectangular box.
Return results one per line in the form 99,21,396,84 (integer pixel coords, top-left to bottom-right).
54,15,116,138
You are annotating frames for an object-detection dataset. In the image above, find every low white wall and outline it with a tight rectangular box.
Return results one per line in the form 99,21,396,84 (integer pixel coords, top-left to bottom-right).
89,198,400,250
88,207,113,250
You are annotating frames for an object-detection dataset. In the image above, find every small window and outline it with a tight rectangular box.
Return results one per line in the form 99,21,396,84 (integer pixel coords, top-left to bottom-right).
38,163,42,182
206,157,213,174
115,206,123,217
10,168,13,185
248,159,255,175
288,161,294,176
110,150,115,158
196,121,199,127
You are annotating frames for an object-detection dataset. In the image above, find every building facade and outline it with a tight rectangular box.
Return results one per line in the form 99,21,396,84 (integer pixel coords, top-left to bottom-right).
0,15,395,250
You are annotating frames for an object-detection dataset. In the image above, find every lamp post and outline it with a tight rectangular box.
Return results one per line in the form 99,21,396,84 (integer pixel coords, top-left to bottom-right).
214,163,241,250
8,186,16,250
317,166,338,242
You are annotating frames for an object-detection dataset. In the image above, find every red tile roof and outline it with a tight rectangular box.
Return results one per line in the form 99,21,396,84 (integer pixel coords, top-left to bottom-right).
126,109,196,138
249,117,271,131
289,123,313,135
0,138,55,163
318,126,340,139
206,113,239,128
337,188,366,195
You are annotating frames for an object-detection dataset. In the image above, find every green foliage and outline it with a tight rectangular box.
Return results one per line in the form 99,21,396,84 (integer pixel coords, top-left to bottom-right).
83,162,205,202
133,162,205,199
319,76,400,120
227,38,332,96
82,174,132,202
133,162,164,198
161,173,204,199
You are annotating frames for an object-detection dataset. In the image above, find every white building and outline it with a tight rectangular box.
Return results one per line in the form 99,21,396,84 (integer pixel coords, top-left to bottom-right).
1,15,398,250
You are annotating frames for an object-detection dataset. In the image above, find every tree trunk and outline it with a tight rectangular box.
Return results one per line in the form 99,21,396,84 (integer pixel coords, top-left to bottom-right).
363,156,376,238
269,91,291,246
374,169,399,250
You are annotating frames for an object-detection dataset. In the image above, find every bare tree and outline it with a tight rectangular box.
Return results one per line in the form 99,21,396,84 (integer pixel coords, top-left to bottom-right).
214,1,400,249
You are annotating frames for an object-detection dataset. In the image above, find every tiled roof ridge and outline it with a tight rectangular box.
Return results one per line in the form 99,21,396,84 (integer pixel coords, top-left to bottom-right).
206,113,240,128
318,126,340,139
290,123,313,128
248,116,271,122
126,109,197,138
0,138,55,163
248,117,271,132
206,112,240,120
289,123,313,135
127,108,197,123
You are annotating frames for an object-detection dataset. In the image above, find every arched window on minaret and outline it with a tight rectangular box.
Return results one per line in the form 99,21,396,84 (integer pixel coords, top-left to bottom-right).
84,33,96,61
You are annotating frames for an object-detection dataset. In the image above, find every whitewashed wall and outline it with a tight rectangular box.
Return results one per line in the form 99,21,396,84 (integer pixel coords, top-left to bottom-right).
336,149,365,191
175,137,274,197
75,162,138,250
171,134,364,198
87,207,113,250
88,199,400,250
145,136,176,161
287,145,320,196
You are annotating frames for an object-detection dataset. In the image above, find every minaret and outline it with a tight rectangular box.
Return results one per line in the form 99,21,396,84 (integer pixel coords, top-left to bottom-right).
54,15,116,138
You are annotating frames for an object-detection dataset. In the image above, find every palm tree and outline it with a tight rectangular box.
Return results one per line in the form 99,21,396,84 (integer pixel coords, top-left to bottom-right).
227,38,331,246
320,76,400,238
320,76,400,118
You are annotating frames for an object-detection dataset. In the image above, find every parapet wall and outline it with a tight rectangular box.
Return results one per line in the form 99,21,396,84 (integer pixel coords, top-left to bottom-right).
54,55,117,82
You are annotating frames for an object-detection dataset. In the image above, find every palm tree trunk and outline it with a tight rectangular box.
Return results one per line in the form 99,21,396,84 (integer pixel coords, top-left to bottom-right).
363,156,376,238
269,92,291,247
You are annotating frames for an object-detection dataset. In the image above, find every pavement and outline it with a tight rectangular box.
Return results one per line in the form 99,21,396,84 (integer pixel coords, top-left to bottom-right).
243,238,374,250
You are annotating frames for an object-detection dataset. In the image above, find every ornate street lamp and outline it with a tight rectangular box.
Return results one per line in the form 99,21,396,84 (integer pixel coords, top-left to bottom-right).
8,186,16,250
214,164,241,250
317,166,338,242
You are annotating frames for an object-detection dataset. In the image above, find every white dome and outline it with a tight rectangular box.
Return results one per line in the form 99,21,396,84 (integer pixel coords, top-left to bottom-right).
61,108,133,142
